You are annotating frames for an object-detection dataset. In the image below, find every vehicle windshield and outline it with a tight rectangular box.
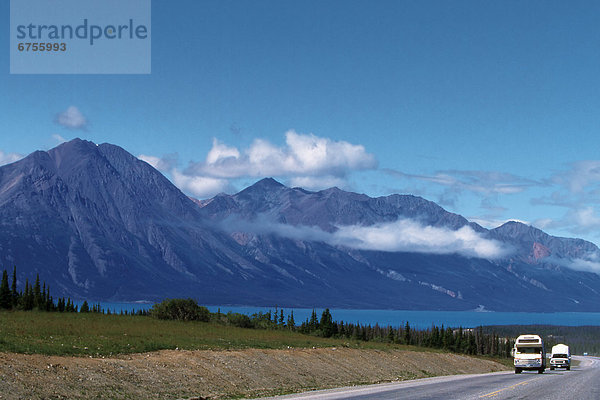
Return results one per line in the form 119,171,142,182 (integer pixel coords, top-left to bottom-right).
553,354,568,358
516,347,541,354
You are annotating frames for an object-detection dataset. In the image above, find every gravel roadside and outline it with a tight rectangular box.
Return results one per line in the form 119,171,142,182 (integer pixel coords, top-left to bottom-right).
0,348,509,400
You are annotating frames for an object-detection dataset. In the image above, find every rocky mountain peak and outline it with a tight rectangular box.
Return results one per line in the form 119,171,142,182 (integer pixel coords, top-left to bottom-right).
3,140,600,311
243,177,285,192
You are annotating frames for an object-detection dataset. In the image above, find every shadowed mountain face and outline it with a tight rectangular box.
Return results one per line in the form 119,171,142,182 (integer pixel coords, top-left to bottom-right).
0,139,278,302
198,178,600,311
2,139,600,311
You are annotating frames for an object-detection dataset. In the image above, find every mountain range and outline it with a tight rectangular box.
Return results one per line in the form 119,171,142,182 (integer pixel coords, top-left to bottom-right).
1,138,600,311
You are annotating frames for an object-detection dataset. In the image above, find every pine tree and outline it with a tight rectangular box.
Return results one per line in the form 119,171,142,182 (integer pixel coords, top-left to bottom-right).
80,300,90,313
279,309,285,327
320,308,334,337
504,337,512,358
360,325,368,341
23,279,34,310
443,327,454,350
404,321,411,345
337,322,345,338
468,331,477,354
45,287,52,311
387,326,395,343
0,270,11,309
309,309,319,332
33,274,42,309
477,326,484,355
287,310,295,329
351,324,360,340
42,283,46,309
455,327,464,353
11,266,18,307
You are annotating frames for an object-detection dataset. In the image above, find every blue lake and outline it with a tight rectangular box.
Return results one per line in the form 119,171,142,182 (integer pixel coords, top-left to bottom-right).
80,301,600,329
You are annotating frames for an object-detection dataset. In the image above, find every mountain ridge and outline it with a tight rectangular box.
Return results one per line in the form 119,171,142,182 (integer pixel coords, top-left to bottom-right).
1,139,600,311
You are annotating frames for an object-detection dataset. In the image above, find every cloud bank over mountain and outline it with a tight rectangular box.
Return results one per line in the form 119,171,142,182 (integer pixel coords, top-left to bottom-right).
189,131,376,178
548,253,600,274
219,214,509,260
140,130,377,197
330,220,508,259
136,132,600,247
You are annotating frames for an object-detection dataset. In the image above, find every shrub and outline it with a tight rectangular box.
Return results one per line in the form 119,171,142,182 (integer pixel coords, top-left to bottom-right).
149,298,210,322
226,312,254,328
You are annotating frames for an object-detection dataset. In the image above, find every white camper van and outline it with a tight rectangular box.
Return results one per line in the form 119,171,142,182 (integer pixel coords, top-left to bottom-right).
550,344,571,370
513,334,546,374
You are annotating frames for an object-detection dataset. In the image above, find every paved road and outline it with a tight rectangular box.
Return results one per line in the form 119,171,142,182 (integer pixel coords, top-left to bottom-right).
263,356,600,400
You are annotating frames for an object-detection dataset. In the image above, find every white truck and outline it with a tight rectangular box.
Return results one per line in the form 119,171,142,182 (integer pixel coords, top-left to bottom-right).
513,334,546,374
550,343,571,370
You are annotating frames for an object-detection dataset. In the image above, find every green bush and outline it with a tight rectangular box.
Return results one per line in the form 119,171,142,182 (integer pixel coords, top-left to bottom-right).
226,312,254,328
149,298,210,322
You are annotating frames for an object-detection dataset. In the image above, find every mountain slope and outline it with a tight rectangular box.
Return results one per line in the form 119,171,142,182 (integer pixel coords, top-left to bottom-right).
2,140,600,311
199,178,600,311
0,140,288,301
490,220,599,261
201,177,480,232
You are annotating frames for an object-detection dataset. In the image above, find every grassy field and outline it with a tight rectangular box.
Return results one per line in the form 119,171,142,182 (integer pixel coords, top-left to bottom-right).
0,311,423,357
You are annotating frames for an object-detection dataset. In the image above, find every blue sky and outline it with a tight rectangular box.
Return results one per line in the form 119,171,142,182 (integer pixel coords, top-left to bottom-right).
2,0,600,245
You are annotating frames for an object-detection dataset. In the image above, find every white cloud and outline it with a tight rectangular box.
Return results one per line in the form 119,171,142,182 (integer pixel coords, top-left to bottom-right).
531,207,600,237
533,160,600,213
170,169,230,198
548,252,600,274
531,218,554,230
570,207,600,231
330,219,509,259
188,130,377,180
222,215,509,260
221,215,331,243
528,161,600,242
55,106,88,130
388,168,542,208
386,169,538,196
0,150,23,166
138,154,229,198
52,134,67,144
468,217,529,229
567,258,600,274
142,131,377,197
206,138,240,164
289,176,347,191
139,154,177,173
553,160,600,194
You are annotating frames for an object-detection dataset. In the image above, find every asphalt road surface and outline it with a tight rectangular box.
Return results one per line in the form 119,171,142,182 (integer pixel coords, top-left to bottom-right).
263,356,600,400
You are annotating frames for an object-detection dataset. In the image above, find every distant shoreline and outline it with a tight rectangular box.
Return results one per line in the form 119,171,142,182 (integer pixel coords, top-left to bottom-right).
72,301,600,328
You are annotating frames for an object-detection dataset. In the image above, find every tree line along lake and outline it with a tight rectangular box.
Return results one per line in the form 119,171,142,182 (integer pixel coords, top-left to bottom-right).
79,302,600,329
